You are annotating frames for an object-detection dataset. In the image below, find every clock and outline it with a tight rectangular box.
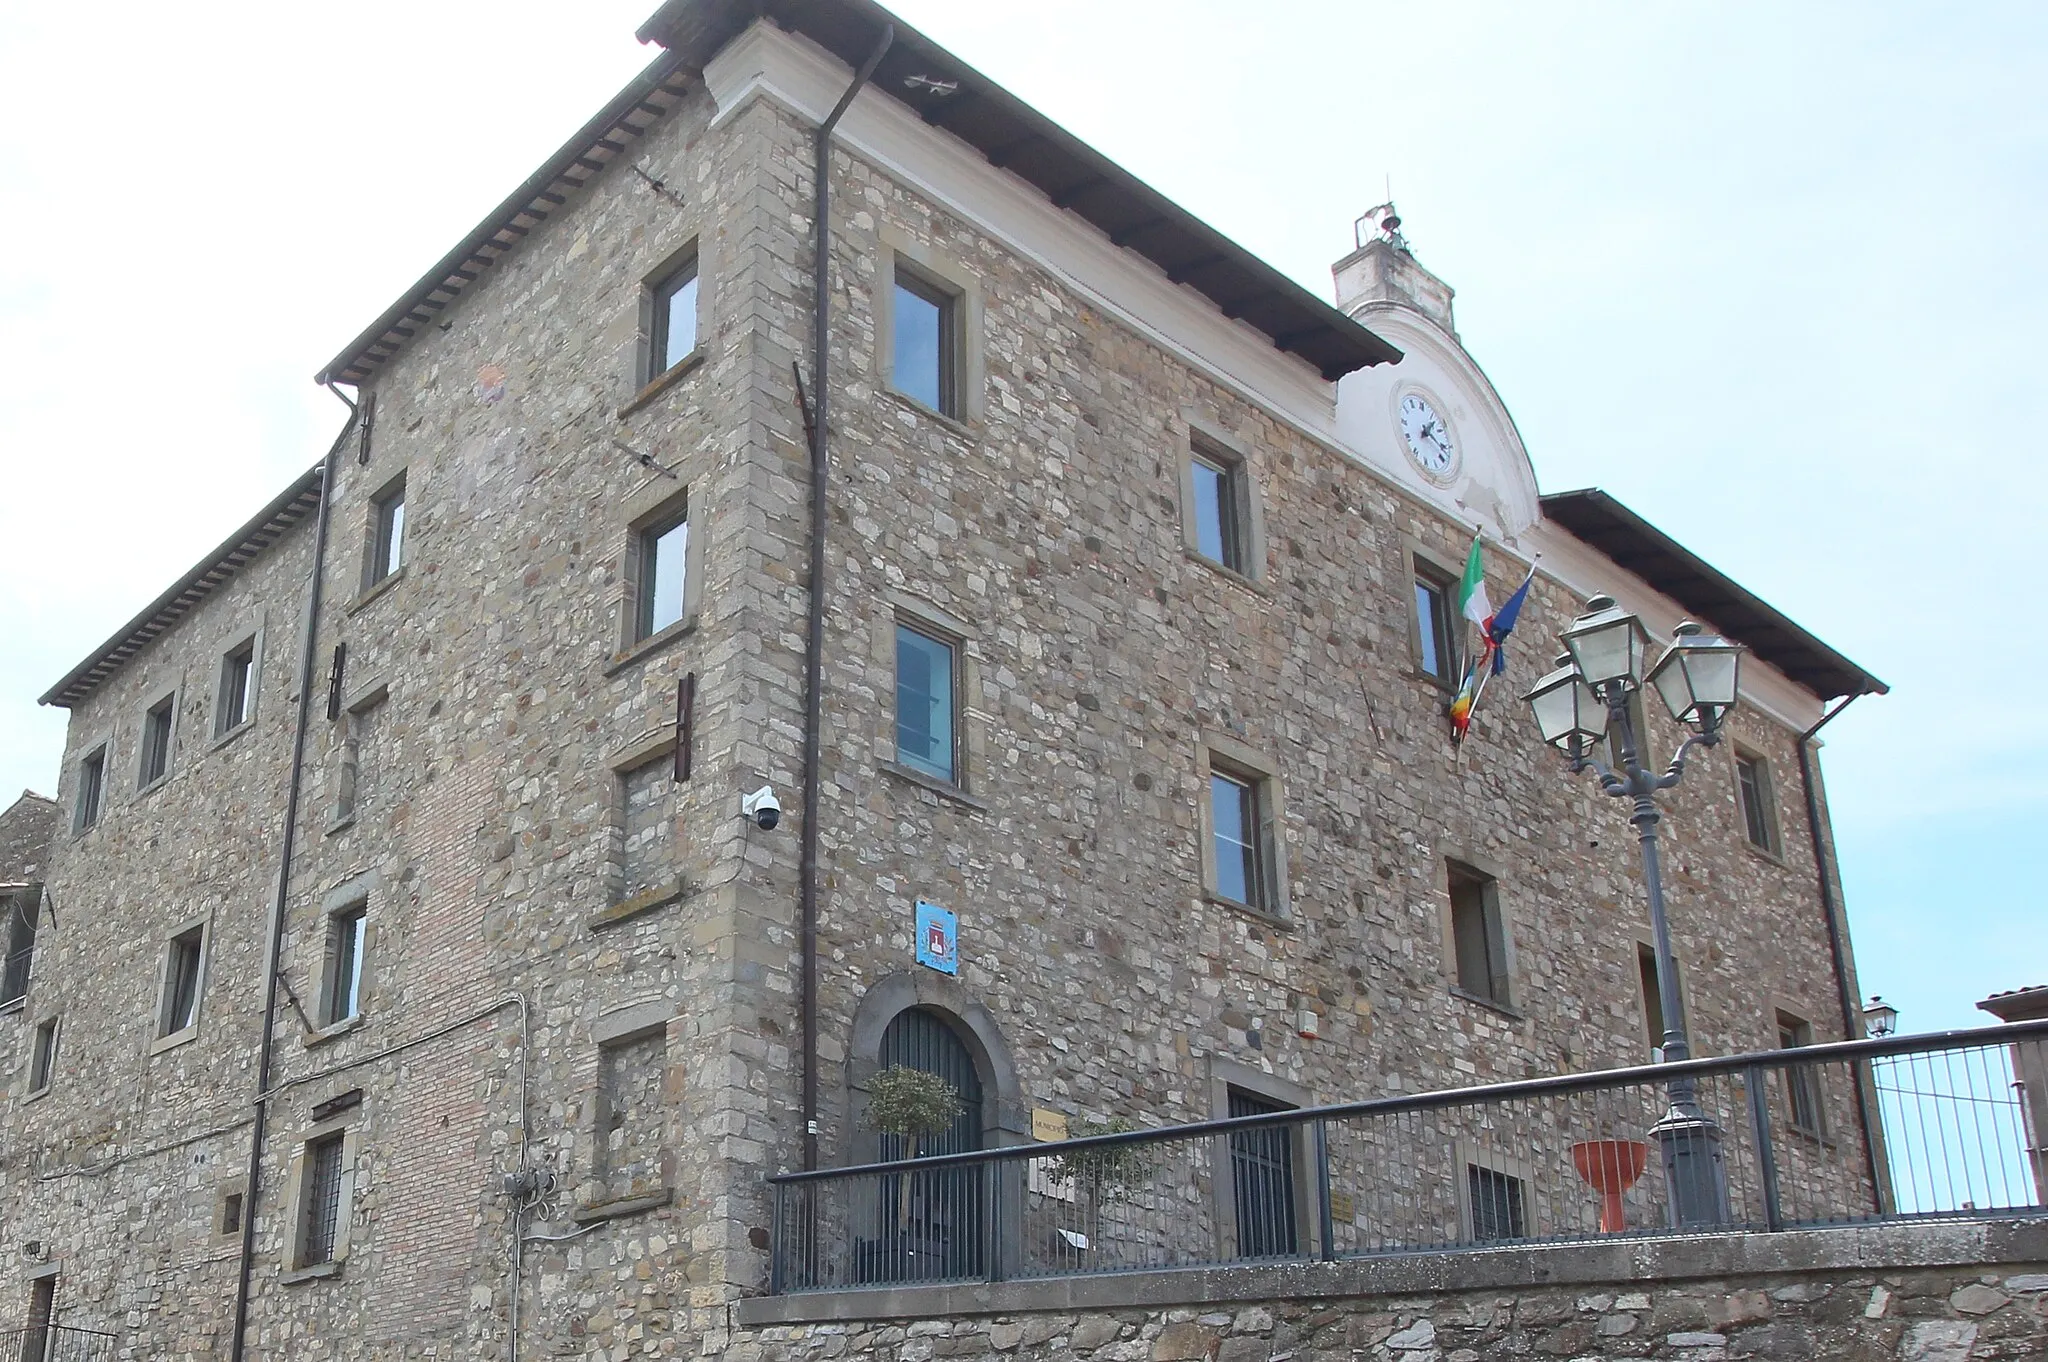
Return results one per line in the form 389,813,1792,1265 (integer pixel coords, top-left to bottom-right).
1398,391,1459,483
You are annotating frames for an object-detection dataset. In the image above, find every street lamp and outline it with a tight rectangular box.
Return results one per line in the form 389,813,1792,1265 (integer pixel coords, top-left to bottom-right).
1523,595,1747,1228
1862,996,1899,1039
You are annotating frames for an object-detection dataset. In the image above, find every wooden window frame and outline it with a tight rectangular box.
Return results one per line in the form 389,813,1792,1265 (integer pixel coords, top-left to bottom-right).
893,618,961,786
151,917,210,1050
365,472,408,590
73,742,107,834
1196,735,1290,922
1445,859,1513,1011
647,250,701,381
1735,748,1782,856
26,1014,57,1098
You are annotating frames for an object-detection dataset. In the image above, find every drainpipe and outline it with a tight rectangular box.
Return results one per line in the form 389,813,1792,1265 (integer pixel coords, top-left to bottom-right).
228,384,354,1362
1796,689,1880,1209
798,25,893,1173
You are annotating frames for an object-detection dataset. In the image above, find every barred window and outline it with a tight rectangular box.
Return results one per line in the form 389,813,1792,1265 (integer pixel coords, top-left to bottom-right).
299,1133,346,1266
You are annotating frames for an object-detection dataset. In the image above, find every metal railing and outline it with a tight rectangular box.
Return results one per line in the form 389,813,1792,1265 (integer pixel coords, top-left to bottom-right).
769,1019,2048,1293
0,1326,119,1362
0,946,32,1007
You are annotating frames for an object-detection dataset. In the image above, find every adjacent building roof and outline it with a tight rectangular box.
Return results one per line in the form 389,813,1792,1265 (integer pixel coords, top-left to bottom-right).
1979,986,2048,1023
39,466,325,710
1541,489,1887,704
319,0,1399,390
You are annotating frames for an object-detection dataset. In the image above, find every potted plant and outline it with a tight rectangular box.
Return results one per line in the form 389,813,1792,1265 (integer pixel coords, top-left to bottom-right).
863,1065,964,1229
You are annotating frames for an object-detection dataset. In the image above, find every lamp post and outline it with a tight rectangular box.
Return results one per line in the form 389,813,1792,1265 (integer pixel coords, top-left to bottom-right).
1524,595,1747,1228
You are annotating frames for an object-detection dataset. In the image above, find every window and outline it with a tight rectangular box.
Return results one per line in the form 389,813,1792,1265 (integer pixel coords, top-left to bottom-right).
1467,1163,1528,1242
1448,861,1509,1007
1189,445,1248,573
1227,1087,1299,1258
1777,1011,1824,1135
649,256,700,377
158,924,206,1039
2,893,37,1007
1414,567,1457,683
1638,942,1667,1057
894,622,958,784
297,1131,347,1267
1209,769,1271,911
322,904,366,1027
28,1016,57,1094
594,1027,670,1201
140,694,175,787
74,745,105,832
220,1190,245,1235
635,503,690,640
369,477,406,586
891,266,958,416
217,638,256,736
1737,752,1780,854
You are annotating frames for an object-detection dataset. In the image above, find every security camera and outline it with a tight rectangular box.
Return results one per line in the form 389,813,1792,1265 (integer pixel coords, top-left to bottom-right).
741,786,781,831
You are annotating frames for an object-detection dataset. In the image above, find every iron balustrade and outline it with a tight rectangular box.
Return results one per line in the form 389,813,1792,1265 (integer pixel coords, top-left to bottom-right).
0,1325,119,1362
768,1019,2048,1293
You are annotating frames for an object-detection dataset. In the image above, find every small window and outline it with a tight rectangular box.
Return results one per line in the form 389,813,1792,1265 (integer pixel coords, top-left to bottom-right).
1209,767,1273,912
635,504,690,640
891,266,958,416
220,1190,245,1236
158,924,206,1039
1467,1163,1528,1242
1414,567,1457,683
297,1131,347,1267
75,745,106,833
370,478,406,585
28,1016,57,1094
140,695,176,788
217,638,256,736
894,623,958,784
1448,862,1509,1007
649,257,700,377
1638,942,1667,1056
1737,752,1779,854
322,905,366,1027
1777,1011,1824,1135
2,893,38,1007
1189,445,1247,573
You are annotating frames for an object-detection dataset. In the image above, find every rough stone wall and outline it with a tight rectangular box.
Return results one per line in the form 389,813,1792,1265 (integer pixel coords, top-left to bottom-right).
735,1263,2048,1361
0,31,1880,1362
0,790,58,882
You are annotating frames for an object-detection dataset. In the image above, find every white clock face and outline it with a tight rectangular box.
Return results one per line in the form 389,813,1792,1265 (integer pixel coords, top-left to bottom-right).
1399,392,1458,481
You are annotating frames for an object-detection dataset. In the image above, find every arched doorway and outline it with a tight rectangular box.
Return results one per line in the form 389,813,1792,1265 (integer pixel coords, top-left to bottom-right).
863,1006,986,1281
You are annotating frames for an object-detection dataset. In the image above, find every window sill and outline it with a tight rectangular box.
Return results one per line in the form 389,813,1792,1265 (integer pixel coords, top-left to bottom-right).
348,567,407,616
134,772,173,802
303,1015,364,1049
879,760,988,811
572,1188,673,1225
1742,840,1789,870
605,618,697,677
280,1261,344,1286
882,387,976,440
1203,892,1293,931
1448,986,1524,1022
1785,1123,1836,1150
210,720,255,753
325,814,356,838
0,996,25,1017
69,821,100,842
22,1084,51,1104
588,882,687,931
149,1025,201,1056
1182,548,1269,595
618,350,705,418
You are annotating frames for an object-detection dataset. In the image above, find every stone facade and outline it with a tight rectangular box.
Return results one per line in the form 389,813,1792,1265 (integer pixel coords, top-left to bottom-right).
1,4,1892,1358
0,791,57,883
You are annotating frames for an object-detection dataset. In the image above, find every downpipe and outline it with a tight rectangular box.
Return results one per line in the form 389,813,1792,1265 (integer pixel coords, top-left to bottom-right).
798,23,893,1173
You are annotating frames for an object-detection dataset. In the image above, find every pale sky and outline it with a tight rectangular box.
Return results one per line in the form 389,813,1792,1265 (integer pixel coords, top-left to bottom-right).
2,2,2041,1035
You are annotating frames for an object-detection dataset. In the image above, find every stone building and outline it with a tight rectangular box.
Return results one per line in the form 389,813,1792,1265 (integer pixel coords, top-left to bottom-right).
1,1,1961,1358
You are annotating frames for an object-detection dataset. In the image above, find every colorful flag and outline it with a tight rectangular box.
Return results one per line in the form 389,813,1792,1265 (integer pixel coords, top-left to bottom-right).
1485,567,1536,675
1450,556,1540,744
1456,535,1491,628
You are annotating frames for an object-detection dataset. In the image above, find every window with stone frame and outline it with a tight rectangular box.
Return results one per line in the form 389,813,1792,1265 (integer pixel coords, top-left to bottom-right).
890,261,960,417
1209,766,1274,913
634,499,691,641
1413,562,1458,685
367,473,407,588
1447,861,1510,1008
2,891,38,1007
1465,1162,1528,1242
615,754,678,904
139,693,176,789
594,1026,670,1202
74,743,106,833
1777,1010,1825,1136
216,636,257,737
27,1014,57,1095
1188,439,1250,574
157,923,207,1040
894,620,959,784
648,251,700,379
295,1130,348,1267
1736,750,1781,855
332,686,389,828
321,902,367,1027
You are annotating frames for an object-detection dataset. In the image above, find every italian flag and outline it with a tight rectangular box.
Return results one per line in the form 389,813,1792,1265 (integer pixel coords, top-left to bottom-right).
1456,535,1491,628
